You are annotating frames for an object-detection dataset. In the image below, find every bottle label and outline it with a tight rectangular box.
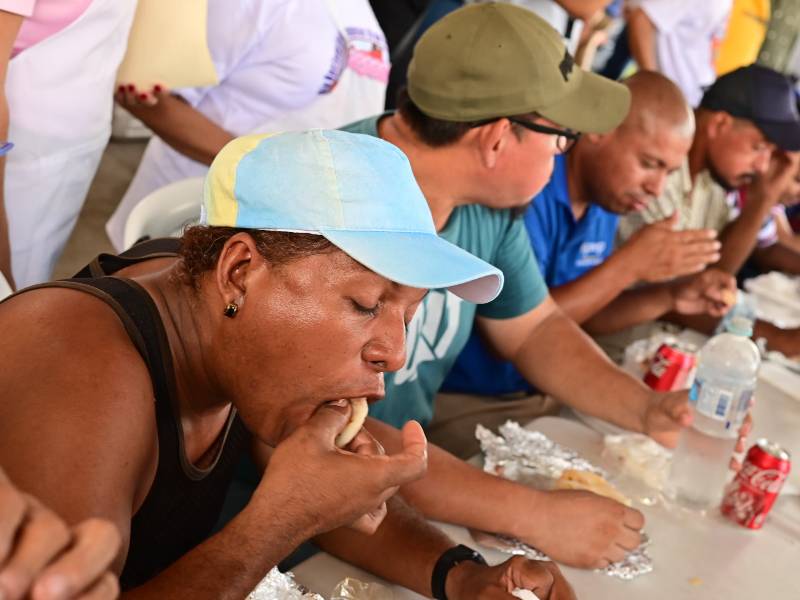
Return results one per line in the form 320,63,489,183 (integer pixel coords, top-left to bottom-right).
689,377,752,423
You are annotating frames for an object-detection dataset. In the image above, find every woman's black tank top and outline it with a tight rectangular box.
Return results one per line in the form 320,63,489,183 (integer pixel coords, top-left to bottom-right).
5,239,250,589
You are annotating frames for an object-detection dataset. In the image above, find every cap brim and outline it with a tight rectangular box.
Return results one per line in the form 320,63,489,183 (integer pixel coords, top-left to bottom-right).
537,71,631,134
756,119,800,151
319,229,504,304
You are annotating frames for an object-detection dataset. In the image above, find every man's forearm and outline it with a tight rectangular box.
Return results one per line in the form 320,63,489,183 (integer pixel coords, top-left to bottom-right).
550,251,638,324
753,243,800,275
513,310,651,432
775,212,800,253
582,283,674,335
123,501,306,599
315,497,453,598
662,311,717,335
123,95,234,166
626,8,659,71
366,419,544,544
717,202,774,274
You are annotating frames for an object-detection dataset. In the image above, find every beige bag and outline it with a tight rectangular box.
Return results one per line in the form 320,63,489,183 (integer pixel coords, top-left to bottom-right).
116,0,218,89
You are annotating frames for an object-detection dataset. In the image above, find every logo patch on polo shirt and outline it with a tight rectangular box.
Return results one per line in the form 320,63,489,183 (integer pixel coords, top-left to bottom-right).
575,240,606,268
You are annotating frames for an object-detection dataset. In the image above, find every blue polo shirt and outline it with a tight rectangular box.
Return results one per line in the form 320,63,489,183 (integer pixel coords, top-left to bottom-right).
442,154,619,396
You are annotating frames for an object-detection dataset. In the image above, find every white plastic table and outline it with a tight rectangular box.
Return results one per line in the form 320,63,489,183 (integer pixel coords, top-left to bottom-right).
293,389,800,599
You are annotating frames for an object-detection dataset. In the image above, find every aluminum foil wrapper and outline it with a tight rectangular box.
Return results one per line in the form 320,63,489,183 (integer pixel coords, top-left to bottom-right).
475,421,654,580
331,578,393,599
247,568,323,600
477,421,605,485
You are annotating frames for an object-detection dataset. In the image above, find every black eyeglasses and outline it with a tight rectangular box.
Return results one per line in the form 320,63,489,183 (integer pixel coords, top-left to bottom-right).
472,117,580,154
506,117,581,154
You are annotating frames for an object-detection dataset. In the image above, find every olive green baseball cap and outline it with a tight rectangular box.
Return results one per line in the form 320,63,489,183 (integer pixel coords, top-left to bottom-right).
407,2,630,133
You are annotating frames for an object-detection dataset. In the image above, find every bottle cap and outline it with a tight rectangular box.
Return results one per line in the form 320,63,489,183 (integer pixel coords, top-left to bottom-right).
725,315,754,337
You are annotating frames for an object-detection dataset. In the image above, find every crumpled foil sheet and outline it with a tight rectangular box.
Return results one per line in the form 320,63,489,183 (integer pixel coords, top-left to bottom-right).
475,422,654,580
247,568,323,600
331,577,393,599
247,570,393,600
477,421,606,483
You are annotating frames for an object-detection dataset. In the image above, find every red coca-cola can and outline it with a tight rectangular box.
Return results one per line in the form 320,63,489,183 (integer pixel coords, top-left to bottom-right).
721,439,791,529
644,343,696,391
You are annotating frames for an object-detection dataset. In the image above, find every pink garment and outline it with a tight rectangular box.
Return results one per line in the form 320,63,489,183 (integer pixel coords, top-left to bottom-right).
0,0,92,56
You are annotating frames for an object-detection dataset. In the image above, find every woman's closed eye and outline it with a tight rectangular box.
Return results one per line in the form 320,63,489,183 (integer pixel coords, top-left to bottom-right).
351,299,379,317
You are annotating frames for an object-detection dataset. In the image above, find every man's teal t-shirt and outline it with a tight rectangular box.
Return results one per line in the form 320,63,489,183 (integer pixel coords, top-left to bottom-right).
342,114,549,429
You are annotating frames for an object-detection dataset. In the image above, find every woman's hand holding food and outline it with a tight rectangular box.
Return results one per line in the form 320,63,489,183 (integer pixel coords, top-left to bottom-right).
255,401,428,541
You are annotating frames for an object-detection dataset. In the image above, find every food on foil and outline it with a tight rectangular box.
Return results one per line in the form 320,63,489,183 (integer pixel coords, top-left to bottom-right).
603,433,672,492
555,469,632,506
335,398,368,448
247,568,323,600
475,421,654,580
331,577,393,599
468,530,549,561
476,422,604,486
248,569,392,600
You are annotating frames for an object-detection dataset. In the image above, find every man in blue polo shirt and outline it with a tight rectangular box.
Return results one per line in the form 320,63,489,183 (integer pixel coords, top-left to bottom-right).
441,71,735,444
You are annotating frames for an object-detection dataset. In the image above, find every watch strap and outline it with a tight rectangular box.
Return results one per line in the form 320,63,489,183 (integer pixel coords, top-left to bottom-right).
431,544,487,600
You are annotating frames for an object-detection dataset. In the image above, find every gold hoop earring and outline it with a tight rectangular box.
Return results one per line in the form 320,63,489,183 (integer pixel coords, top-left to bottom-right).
223,302,239,318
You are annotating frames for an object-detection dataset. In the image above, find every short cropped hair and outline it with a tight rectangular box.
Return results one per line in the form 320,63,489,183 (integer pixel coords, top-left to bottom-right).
396,87,537,147
396,87,486,147
178,226,335,287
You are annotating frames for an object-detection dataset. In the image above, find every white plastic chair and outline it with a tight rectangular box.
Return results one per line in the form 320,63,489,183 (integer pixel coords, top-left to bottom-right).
122,177,205,250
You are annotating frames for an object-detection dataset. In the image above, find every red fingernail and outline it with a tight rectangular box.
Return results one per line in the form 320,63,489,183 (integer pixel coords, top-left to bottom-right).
139,93,148,101
154,85,163,93
127,84,135,92
117,84,125,93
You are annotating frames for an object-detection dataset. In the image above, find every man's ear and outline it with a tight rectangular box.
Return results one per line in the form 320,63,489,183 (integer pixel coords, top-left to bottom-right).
215,232,265,311
474,118,512,170
706,110,733,141
583,132,605,145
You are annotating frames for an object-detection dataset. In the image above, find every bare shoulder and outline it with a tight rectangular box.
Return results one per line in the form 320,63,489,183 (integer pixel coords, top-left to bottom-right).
0,287,158,532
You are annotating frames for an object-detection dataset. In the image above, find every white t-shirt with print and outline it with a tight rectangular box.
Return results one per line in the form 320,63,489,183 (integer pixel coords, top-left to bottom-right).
107,0,389,250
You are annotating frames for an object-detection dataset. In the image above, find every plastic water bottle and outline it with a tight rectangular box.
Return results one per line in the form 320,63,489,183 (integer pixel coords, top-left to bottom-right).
669,316,760,511
715,290,757,335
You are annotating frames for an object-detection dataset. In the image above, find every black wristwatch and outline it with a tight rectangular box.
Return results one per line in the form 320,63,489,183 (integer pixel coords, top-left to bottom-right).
431,544,487,600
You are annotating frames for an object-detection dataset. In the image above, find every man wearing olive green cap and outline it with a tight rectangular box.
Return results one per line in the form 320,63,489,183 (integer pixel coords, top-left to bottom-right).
406,1,628,130
343,2,700,571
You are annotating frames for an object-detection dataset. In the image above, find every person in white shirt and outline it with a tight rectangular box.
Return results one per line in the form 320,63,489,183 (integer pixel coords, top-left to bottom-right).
626,0,733,107
107,0,389,251
0,0,137,289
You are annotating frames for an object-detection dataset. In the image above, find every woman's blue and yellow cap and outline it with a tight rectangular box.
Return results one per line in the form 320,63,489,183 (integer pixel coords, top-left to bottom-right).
202,129,503,303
